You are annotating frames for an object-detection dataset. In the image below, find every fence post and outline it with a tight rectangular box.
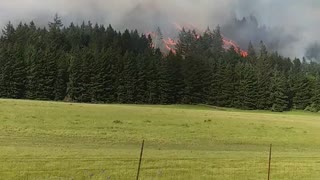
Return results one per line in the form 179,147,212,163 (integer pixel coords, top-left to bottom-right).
136,140,145,180
268,144,272,180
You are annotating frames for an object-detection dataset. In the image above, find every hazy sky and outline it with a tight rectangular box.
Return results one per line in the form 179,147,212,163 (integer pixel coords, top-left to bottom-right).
0,0,319,58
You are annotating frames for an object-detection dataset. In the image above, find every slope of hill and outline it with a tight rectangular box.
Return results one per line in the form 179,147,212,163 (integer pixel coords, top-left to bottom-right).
0,99,319,179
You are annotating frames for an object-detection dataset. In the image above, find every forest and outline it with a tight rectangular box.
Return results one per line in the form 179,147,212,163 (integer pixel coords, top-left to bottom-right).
1,15,320,112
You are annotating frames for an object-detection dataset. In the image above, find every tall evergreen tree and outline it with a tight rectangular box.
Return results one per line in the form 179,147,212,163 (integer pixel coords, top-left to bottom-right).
212,26,224,59
66,49,83,102
270,69,289,112
145,50,161,104
293,75,312,110
234,63,258,109
117,51,137,103
256,41,272,109
307,76,320,112
247,41,257,64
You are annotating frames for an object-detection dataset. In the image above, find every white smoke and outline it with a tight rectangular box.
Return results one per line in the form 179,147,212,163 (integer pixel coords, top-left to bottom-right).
0,0,319,58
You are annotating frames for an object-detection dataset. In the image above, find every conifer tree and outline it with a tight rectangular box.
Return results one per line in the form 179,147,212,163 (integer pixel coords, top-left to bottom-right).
135,53,148,103
166,52,184,103
145,50,161,104
256,41,272,109
66,49,83,102
235,63,258,109
247,41,256,64
307,76,320,112
270,69,289,112
117,51,137,103
158,56,172,104
293,75,312,110
212,26,224,59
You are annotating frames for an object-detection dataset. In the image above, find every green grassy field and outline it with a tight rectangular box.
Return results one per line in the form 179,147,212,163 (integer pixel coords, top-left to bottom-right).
0,99,320,179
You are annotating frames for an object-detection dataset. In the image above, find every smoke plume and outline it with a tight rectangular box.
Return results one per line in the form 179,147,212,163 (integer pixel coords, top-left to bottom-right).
0,0,319,59
221,15,298,54
305,43,320,62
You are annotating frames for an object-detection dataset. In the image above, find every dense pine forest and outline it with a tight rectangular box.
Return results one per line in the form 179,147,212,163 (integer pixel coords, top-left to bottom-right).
1,16,320,112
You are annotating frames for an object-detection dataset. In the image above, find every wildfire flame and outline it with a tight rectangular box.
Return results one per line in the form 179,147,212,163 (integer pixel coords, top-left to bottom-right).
148,23,248,57
163,38,177,54
222,36,248,57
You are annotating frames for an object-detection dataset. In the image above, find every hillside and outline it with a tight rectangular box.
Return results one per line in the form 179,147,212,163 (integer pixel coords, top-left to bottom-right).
0,99,320,179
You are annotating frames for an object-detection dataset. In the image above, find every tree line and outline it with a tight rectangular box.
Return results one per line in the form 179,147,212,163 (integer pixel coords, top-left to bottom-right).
1,15,320,112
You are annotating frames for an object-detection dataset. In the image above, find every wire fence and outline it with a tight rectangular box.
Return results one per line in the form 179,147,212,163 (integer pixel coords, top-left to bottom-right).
2,143,320,180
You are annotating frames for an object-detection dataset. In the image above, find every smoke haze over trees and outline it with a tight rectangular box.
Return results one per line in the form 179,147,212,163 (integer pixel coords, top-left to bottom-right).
305,43,320,62
0,0,320,59
221,15,298,56
1,16,320,112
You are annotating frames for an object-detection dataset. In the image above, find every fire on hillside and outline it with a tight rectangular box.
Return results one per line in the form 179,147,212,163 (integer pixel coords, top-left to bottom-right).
147,23,248,57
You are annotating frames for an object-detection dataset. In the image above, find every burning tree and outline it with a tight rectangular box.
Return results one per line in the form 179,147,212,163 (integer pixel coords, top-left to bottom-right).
147,23,248,57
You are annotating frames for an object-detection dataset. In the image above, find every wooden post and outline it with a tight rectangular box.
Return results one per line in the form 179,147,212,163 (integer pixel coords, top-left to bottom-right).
268,144,272,180
136,140,145,180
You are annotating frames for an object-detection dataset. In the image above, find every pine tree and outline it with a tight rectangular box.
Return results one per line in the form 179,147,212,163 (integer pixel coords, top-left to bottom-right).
166,52,184,103
256,41,272,109
181,56,204,104
234,63,258,109
212,26,224,59
42,46,58,100
211,59,234,107
92,48,118,103
158,56,172,104
219,63,235,107
117,51,137,103
0,47,4,97
200,27,214,57
270,69,289,112
25,44,43,99
79,49,94,102
176,28,197,58
307,76,320,112
1,48,15,98
66,49,83,102
11,45,27,99
135,54,148,103
145,50,161,104
0,23,26,98
120,30,131,54
2,22,15,42
293,75,312,110
54,54,68,101
47,14,67,100
247,41,256,64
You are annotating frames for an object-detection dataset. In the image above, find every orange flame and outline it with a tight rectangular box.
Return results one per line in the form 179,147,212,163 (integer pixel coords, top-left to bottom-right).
222,36,248,57
147,23,248,57
163,38,177,54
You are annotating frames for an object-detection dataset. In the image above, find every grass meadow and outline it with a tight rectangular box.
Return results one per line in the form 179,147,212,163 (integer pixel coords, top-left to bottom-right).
0,99,320,179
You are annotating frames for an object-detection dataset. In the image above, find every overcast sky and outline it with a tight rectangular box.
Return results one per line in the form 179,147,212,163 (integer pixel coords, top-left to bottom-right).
0,0,319,58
